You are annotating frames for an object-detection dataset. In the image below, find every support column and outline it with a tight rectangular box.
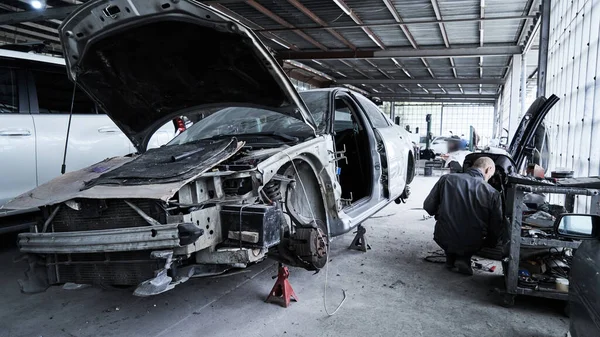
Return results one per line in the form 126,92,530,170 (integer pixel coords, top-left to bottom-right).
520,53,527,117
439,103,444,135
537,0,551,97
492,97,500,139
508,55,522,142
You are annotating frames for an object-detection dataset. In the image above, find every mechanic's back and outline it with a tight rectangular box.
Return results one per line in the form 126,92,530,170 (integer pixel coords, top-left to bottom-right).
423,157,503,275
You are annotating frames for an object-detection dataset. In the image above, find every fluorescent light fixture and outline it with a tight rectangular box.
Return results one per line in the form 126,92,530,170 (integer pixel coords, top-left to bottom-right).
333,0,352,16
391,58,401,67
335,71,347,77
31,0,44,9
372,88,380,93
366,33,384,49
270,38,290,49
312,59,325,67
402,69,412,78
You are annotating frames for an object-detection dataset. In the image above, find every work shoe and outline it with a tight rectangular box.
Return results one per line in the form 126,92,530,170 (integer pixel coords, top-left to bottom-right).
455,260,473,276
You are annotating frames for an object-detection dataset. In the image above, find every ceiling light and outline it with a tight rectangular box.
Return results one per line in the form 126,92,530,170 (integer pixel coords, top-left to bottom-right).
335,71,347,77
312,59,325,67
31,0,44,9
333,0,352,16
366,33,384,49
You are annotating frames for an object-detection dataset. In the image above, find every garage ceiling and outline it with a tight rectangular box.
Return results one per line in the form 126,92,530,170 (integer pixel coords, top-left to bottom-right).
0,0,540,103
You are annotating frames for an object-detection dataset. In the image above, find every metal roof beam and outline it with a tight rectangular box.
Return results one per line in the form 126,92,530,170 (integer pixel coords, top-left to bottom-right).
0,25,60,42
0,5,78,25
255,15,536,32
376,94,498,99
338,78,504,85
382,0,435,79
245,0,327,51
286,0,355,50
277,45,522,60
390,98,496,104
332,0,386,49
210,3,300,51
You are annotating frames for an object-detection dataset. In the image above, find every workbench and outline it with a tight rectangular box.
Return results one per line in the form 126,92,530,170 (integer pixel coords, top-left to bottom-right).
500,182,600,306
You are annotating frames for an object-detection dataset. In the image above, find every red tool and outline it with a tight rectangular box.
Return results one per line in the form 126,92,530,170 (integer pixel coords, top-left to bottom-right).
266,264,298,308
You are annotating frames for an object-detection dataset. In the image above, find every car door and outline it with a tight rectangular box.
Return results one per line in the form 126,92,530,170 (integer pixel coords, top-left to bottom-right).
27,64,132,186
352,93,407,200
0,66,36,207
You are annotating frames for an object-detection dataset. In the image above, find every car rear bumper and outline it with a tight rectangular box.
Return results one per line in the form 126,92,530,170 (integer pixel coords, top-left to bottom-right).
18,224,187,253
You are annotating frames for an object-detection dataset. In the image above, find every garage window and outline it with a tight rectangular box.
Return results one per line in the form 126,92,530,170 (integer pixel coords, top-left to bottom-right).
30,69,97,114
0,68,18,113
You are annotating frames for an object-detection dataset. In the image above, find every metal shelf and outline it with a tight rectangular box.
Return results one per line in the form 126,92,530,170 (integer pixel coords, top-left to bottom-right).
520,237,581,249
502,182,600,304
514,286,569,300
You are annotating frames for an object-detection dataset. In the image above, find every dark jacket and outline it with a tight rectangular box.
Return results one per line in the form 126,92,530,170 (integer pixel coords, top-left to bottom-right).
423,169,503,254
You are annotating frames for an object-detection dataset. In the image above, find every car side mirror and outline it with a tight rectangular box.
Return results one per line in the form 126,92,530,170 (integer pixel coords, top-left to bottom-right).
554,214,600,239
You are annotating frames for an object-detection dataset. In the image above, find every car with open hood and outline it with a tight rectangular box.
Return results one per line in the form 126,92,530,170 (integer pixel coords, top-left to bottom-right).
463,94,559,197
3,0,415,296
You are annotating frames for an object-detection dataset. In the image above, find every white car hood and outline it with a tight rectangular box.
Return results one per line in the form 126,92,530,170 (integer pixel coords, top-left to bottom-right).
59,0,316,152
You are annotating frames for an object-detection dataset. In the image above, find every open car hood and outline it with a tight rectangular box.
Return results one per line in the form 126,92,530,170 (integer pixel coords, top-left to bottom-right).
59,0,316,152
507,94,559,168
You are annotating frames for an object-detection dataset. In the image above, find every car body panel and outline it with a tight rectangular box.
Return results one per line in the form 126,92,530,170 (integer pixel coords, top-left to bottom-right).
570,238,600,337
31,114,132,186
0,49,178,216
59,0,316,152
0,114,37,206
507,95,559,169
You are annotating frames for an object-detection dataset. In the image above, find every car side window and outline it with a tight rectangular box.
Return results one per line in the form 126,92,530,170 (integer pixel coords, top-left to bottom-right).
0,67,18,113
334,98,360,133
354,94,389,128
30,69,97,114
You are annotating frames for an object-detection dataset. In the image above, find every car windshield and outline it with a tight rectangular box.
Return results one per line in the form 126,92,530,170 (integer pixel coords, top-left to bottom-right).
168,106,314,145
299,90,329,131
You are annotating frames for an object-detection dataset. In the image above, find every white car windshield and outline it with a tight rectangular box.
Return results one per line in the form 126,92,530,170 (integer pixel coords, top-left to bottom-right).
168,106,314,145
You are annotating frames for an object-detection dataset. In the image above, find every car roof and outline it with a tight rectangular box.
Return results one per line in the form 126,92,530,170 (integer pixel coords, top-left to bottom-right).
0,48,64,66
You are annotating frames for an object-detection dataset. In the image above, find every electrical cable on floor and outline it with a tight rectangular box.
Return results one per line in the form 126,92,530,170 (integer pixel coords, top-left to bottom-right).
284,154,347,316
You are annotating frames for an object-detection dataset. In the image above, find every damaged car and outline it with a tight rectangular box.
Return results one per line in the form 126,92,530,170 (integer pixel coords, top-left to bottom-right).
4,0,415,296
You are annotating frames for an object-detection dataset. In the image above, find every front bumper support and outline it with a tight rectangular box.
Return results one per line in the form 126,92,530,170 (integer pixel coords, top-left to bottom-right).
18,224,191,253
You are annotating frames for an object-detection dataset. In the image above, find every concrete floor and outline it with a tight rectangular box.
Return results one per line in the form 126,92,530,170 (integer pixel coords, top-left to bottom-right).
0,176,568,337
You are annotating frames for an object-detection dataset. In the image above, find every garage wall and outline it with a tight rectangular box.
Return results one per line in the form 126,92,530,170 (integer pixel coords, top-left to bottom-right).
542,0,599,212
544,0,600,178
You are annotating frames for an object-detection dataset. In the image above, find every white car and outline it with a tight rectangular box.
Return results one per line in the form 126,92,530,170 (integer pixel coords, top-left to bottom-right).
4,0,415,296
0,49,175,228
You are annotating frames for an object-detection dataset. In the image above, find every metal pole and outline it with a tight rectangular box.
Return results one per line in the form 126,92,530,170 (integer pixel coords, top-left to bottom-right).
492,98,500,139
439,103,444,135
508,55,522,142
520,53,527,117
537,0,551,97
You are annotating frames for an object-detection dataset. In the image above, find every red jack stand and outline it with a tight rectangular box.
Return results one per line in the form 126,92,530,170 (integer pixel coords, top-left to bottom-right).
265,264,298,308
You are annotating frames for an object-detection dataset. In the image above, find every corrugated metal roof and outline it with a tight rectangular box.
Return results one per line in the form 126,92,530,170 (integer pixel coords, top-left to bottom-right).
0,0,537,102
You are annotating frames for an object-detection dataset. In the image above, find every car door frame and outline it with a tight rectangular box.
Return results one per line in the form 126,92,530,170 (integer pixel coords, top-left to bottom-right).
326,90,387,215
350,92,408,201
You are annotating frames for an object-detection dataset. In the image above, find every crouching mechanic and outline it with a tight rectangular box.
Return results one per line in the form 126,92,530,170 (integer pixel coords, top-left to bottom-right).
423,157,503,275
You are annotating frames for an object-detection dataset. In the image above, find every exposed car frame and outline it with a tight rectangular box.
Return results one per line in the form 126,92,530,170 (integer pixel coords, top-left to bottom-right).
5,0,415,296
